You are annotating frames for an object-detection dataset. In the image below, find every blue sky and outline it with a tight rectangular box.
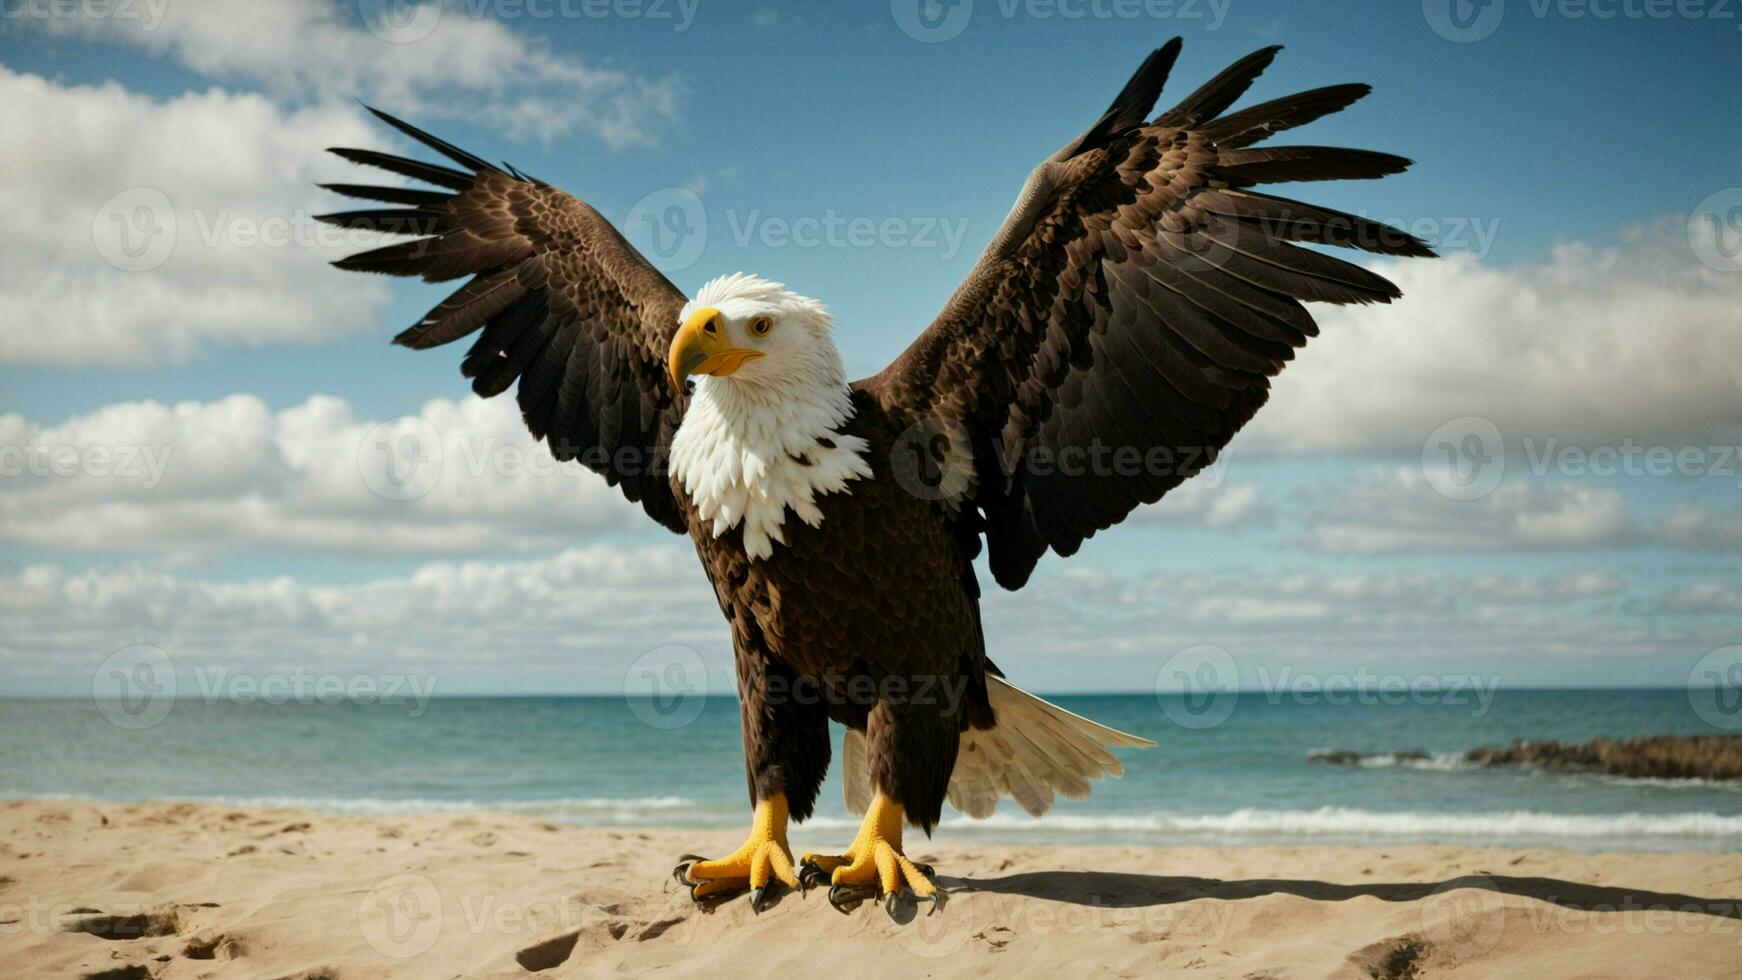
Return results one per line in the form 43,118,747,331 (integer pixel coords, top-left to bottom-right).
2,1,1740,696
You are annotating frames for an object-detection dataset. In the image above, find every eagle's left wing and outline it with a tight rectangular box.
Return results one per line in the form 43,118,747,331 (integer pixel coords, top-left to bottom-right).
862,40,1434,590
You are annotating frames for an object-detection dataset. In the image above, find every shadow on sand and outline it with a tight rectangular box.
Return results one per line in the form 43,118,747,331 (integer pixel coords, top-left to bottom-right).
950,870,1742,920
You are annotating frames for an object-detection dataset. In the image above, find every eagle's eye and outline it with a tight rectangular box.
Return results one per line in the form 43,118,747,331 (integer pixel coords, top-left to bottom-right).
749,316,773,337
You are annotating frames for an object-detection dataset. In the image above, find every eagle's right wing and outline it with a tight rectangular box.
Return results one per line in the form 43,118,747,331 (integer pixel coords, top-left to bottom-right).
320,110,692,533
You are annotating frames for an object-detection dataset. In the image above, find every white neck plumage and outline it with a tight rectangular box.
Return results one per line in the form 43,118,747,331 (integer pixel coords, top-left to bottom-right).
670,348,872,560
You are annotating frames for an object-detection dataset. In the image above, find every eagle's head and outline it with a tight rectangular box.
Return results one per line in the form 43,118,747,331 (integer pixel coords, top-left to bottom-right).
665,273,868,559
668,273,840,398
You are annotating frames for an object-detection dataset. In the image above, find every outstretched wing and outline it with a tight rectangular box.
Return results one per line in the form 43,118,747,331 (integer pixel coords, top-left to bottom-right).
320,109,691,533
863,40,1433,589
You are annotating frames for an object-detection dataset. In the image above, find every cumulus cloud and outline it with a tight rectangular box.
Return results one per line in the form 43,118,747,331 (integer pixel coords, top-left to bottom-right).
1464,571,1625,604
2,1,687,366
976,563,1732,688
1162,569,1621,628
5,553,1716,694
1307,467,1636,554
1242,219,1742,456
0,68,397,366
1296,467,1742,556
1656,502,1742,552
1134,478,1266,528
19,0,682,148
0,546,725,688
1657,582,1742,614
2,393,1271,557
0,393,644,556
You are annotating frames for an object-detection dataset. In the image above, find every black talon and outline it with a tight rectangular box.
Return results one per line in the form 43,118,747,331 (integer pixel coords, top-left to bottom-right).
883,890,909,921
882,887,940,922
672,853,713,886
749,886,767,914
913,862,935,878
827,882,873,915
689,878,748,909
797,860,829,893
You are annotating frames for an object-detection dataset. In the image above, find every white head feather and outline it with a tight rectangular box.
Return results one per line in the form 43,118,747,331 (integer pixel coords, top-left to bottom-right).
670,274,872,559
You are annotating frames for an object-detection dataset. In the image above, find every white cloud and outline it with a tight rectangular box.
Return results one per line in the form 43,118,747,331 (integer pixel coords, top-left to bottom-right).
0,393,645,556
2,1,688,367
1135,478,1265,528
1657,582,1742,614
3,553,1711,694
975,563,1732,689
1300,468,1742,557
0,545,724,687
1656,502,1742,552
1242,220,1742,455
1182,594,1333,626
1465,571,1624,604
20,0,682,148
1308,467,1635,554
0,68,395,366
3,392,1273,557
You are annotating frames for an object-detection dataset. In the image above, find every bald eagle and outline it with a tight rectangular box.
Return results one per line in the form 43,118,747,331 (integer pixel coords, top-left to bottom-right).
318,39,1430,917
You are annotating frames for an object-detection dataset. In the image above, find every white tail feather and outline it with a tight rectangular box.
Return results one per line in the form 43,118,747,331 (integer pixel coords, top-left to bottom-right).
839,676,1155,820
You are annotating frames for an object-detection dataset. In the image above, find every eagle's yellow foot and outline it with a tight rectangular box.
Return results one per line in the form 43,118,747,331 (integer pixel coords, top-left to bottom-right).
798,794,940,917
672,794,797,913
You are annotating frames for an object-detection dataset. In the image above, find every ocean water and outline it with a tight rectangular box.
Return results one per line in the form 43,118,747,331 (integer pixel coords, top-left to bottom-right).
2,690,1738,852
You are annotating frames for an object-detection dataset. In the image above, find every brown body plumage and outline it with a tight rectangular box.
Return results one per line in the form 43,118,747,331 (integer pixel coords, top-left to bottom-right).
319,38,1430,879
681,392,991,831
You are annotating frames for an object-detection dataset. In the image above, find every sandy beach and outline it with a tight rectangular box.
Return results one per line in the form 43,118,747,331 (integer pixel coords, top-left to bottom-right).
1,800,1737,978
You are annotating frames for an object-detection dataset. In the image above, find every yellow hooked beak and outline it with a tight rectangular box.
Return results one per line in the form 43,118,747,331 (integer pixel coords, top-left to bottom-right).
668,307,765,392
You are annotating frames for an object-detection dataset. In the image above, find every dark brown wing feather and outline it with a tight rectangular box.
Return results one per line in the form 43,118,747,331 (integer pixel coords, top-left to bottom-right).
319,109,690,533
863,40,1434,590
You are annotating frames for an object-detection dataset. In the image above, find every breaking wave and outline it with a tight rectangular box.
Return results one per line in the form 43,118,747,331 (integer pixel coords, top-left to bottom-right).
1305,748,1742,788
14,792,717,820
885,807,1742,851
18,793,1742,850
1306,748,1476,771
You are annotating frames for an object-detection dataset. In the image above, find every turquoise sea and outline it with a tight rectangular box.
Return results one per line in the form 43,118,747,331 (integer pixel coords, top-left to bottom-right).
3,690,1739,852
